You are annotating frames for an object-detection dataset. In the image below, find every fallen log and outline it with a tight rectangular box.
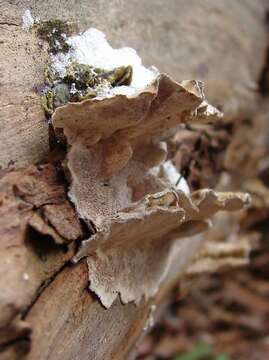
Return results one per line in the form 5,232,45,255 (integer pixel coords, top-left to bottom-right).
0,1,268,359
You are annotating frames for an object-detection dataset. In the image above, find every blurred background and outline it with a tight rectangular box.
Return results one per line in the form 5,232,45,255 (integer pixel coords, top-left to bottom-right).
131,3,269,358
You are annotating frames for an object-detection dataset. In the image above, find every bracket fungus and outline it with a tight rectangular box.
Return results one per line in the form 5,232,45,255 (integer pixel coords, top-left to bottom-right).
51,28,250,308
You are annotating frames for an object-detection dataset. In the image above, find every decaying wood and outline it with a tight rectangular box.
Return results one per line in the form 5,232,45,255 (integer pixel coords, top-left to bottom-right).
1,1,269,360
0,164,83,346
0,0,268,169
0,94,250,360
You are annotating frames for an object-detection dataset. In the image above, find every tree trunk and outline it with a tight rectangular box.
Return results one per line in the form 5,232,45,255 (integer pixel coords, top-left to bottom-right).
0,1,268,359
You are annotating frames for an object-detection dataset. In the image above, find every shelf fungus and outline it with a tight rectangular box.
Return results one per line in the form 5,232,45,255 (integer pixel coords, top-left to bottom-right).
51,28,250,308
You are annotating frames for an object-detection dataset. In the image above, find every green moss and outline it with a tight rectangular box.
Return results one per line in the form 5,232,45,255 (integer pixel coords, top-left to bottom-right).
59,62,133,102
106,65,132,87
37,17,134,119
41,90,54,118
41,61,133,117
63,62,102,90
35,19,73,54
53,83,71,108
63,62,132,92
78,91,98,101
44,67,55,86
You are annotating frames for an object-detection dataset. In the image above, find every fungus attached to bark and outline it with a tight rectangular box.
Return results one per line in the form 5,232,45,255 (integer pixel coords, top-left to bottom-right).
49,28,249,308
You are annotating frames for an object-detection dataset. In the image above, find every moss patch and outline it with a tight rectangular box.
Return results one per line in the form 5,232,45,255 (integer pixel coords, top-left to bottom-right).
37,20,133,118
41,62,133,118
35,19,74,54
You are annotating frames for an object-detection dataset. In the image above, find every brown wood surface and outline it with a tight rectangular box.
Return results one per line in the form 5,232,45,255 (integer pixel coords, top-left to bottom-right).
0,1,268,359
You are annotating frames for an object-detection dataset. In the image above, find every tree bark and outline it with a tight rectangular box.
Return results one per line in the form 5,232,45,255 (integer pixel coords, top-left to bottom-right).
0,1,268,359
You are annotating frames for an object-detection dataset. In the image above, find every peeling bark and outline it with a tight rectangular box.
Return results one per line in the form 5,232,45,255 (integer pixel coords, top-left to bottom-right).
0,1,269,360
0,164,82,347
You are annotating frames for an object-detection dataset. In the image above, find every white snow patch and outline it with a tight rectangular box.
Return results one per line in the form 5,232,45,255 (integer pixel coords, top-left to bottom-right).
51,27,159,98
161,160,190,194
23,273,30,281
22,9,34,29
143,304,157,331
